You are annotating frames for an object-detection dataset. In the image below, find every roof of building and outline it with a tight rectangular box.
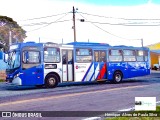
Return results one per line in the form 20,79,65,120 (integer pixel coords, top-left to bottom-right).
150,50,160,54
147,42,160,50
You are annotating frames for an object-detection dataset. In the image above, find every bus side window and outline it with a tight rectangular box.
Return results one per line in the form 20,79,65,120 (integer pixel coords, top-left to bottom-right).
144,50,148,61
100,51,106,62
68,50,73,64
94,51,99,62
23,51,40,63
109,49,122,62
136,50,144,62
22,51,28,63
123,50,136,62
62,51,67,64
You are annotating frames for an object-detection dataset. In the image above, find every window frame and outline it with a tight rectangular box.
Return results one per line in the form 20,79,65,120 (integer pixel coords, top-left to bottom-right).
43,47,60,63
136,50,149,62
76,48,93,63
123,49,136,62
108,49,123,62
94,50,107,62
22,50,41,64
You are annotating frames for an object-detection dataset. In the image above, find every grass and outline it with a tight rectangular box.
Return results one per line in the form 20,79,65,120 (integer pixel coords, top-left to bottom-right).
106,106,160,120
0,79,5,82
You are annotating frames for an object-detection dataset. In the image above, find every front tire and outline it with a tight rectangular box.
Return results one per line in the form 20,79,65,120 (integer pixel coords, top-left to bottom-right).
112,71,122,83
45,74,59,88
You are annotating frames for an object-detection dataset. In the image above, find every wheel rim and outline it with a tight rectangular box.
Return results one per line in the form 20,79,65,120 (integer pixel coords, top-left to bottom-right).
115,74,121,82
48,78,56,85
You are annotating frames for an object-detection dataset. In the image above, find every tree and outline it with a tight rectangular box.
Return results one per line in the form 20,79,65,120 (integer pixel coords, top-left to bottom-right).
0,16,26,51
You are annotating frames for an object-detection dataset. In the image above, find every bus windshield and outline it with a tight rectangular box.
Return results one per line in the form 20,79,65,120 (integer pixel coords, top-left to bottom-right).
7,51,20,69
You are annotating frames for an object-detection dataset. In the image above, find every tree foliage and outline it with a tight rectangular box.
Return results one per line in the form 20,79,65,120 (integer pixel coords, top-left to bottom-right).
0,16,26,51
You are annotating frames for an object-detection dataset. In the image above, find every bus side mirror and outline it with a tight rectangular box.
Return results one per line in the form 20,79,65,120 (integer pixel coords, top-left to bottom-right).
4,53,8,63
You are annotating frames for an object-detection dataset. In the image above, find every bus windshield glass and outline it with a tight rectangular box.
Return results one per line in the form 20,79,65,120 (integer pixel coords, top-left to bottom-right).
44,47,60,63
7,51,20,69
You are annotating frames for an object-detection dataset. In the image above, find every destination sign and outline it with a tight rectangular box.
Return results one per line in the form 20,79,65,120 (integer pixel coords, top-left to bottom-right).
10,45,19,50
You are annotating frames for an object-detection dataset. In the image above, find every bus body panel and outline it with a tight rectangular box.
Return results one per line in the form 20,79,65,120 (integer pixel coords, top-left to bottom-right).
20,65,44,85
6,42,44,86
5,42,151,87
97,62,107,79
107,62,128,80
44,63,62,82
74,62,92,82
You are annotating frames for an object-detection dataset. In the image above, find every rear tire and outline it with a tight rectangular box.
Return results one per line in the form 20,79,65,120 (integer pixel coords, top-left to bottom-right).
112,71,122,83
45,74,59,88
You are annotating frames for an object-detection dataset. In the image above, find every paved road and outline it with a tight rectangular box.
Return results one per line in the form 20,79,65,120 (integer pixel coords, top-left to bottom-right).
0,71,160,120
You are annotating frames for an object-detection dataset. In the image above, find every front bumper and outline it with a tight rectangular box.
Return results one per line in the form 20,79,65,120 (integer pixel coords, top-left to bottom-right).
6,77,22,85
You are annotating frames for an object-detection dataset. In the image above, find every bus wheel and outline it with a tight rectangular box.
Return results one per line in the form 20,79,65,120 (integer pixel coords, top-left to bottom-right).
113,71,122,83
45,74,58,88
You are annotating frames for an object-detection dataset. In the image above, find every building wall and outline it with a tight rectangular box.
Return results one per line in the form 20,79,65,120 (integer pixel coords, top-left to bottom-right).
147,42,160,69
150,52,160,68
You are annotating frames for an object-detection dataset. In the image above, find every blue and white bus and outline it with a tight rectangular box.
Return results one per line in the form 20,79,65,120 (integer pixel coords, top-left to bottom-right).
5,42,150,88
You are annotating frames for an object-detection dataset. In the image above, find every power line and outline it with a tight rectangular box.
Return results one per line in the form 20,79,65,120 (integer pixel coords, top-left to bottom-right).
78,11,160,21
22,19,71,26
82,20,160,26
27,13,69,32
18,12,69,21
78,13,140,40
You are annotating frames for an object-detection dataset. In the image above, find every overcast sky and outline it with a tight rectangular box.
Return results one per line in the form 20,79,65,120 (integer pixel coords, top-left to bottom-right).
1,0,160,47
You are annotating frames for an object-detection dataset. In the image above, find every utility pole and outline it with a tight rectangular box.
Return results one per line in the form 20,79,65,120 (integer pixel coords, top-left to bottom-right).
141,38,143,47
39,37,40,43
9,29,12,45
73,6,76,42
62,38,63,44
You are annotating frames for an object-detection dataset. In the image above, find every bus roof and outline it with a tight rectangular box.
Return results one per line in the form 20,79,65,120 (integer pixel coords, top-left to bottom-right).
113,45,149,50
67,42,110,47
66,42,148,50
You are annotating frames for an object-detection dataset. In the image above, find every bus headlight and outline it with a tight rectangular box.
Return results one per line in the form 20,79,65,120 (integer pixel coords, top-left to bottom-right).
14,73,20,78
14,72,24,78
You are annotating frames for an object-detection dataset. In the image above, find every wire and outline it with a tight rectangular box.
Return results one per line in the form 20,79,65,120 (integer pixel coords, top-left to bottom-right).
78,12,160,21
82,20,160,26
22,19,71,26
18,12,69,21
78,13,140,40
26,13,69,32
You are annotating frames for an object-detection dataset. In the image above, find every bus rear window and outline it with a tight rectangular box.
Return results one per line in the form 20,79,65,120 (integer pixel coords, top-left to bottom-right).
76,48,92,63
137,50,148,62
44,47,60,63
144,51,148,61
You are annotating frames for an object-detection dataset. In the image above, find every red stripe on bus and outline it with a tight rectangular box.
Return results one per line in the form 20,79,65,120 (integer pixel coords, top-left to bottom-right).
97,63,106,79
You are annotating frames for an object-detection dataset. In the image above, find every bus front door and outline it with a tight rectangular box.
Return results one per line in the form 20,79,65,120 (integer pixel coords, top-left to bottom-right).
62,50,74,82
94,50,107,80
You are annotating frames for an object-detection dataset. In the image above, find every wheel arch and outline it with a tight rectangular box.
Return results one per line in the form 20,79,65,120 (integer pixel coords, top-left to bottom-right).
45,72,61,83
111,69,123,83
113,70,123,79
